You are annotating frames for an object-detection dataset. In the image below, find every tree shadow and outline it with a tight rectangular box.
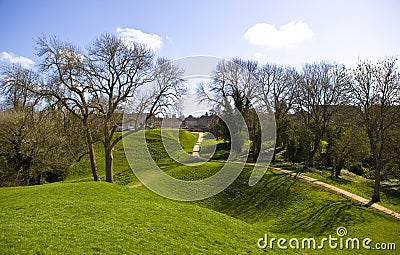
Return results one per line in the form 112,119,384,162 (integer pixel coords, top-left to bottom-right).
382,183,400,198
328,176,353,185
196,167,374,237
276,200,367,236
198,169,300,223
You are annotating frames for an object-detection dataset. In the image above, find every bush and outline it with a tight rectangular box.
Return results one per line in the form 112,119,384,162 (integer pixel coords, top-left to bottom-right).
382,162,400,180
362,167,375,180
0,110,85,186
348,163,364,176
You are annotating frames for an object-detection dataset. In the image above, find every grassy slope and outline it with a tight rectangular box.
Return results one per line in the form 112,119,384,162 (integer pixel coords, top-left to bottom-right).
1,129,399,254
200,133,400,214
274,163,400,213
142,130,400,253
0,182,266,254
67,129,198,185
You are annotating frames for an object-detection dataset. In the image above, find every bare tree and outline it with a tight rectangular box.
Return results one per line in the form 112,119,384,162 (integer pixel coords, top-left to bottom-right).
35,36,101,181
257,64,298,115
142,58,186,125
350,57,400,202
294,62,349,168
111,57,186,153
85,34,154,183
0,64,38,110
257,64,299,162
198,58,259,154
36,34,186,184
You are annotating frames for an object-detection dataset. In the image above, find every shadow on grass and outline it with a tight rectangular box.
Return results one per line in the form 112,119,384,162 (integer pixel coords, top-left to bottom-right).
210,143,230,160
328,176,353,185
198,169,300,222
196,167,373,236
113,168,138,185
278,200,366,236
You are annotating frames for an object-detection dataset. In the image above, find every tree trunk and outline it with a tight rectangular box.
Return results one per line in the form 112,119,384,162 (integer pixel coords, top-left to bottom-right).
105,144,114,183
367,131,381,203
271,151,276,164
306,133,322,169
334,167,342,178
306,146,317,169
88,141,100,181
371,160,381,202
84,125,100,182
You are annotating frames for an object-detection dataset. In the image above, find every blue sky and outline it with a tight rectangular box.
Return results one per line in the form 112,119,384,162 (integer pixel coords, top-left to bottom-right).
0,0,399,69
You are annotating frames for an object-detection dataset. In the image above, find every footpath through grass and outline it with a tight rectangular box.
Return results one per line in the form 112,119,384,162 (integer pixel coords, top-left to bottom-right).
1,129,399,254
274,163,400,214
139,130,400,253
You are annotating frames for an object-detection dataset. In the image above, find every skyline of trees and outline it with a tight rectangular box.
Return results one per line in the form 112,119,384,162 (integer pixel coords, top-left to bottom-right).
198,56,400,203
1,32,399,203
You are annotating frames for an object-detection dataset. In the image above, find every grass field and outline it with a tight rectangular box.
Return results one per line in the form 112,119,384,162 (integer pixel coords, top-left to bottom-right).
0,182,266,254
1,129,399,254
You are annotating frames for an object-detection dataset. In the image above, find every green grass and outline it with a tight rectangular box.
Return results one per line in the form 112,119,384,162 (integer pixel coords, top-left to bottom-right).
0,182,267,254
131,129,400,253
66,132,136,185
1,129,400,254
169,164,400,253
1,180,399,254
67,129,198,185
197,132,230,160
274,163,400,213
179,129,199,153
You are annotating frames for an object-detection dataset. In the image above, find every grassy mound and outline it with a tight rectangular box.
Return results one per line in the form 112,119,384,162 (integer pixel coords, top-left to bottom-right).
0,182,265,254
67,129,198,185
1,129,399,254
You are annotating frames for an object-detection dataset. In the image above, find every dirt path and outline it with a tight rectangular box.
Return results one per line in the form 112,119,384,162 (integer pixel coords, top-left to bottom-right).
129,131,400,220
198,138,400,219
273,167,400,219
128,132,205,188
192,132,205,158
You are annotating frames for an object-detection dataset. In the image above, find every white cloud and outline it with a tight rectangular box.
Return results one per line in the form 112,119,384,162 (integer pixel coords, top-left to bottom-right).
244,21,314,48
116,27,163,51
0,52,35,68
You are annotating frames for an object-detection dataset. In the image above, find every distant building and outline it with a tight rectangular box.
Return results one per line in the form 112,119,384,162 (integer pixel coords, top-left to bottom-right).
115,112,148,131
115,112,216,132
181,113,215,132
153,114,184,129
